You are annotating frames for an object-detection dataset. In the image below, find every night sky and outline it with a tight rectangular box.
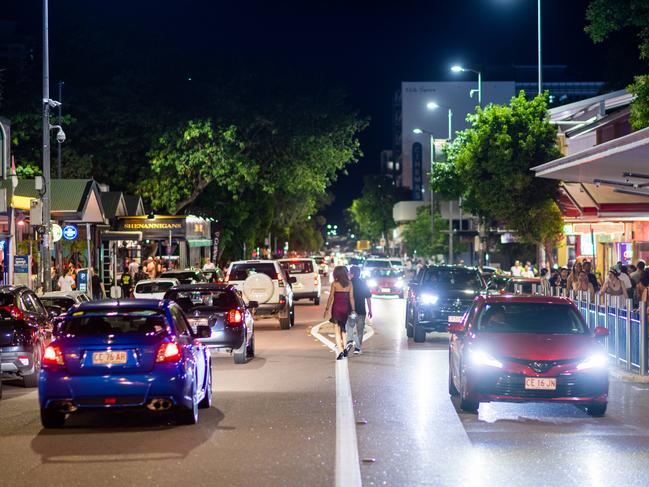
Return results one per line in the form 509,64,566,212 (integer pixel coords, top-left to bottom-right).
2,0,643,227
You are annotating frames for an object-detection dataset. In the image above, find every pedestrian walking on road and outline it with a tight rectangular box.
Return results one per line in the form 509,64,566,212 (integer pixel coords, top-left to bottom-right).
324,265,356,360
346,266,372,355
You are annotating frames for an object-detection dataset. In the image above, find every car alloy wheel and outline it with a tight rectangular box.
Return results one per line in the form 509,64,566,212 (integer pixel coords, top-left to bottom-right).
459,367,479,413
176,374,199,425
234,337,248,364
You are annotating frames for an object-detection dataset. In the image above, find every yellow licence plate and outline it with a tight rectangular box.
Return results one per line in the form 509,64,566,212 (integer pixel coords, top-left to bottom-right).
92,351,128,365
524,377,556,390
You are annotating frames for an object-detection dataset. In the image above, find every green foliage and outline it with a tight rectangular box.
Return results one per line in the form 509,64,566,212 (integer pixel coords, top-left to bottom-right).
586,0,649,60
438,92,563,247
401,206,448,258
346,175,407,242
139,120,251,214
628,74,649,130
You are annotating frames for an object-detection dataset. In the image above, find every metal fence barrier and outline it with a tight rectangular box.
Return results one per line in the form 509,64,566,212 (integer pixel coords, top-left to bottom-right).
528,283,648,375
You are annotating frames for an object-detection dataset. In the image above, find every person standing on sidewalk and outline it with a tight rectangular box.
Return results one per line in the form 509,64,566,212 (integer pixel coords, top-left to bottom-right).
346,266,372,355
324,266,356,360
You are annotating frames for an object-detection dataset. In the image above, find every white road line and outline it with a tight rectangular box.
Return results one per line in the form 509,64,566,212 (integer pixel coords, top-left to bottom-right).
310,321,366,487
336,358,362,487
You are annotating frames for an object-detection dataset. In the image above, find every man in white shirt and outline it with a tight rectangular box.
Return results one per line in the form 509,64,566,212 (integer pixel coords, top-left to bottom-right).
128,259,139,278
57,270,75,292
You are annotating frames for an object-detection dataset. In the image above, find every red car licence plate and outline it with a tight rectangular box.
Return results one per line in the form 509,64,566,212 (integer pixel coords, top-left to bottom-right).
524,377,556,390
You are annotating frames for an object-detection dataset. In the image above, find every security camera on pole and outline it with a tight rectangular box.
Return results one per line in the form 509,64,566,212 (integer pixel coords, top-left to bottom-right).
41,0,64,291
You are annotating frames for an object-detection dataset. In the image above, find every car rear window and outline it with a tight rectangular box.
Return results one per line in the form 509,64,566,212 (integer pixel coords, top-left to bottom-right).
229,263,276,281
135,281,177,294
41,297,76,310
280,260,314,274
364,260,391,268
165,290,239,311
60,309,169,336
477,303,588,334
0,293,15,307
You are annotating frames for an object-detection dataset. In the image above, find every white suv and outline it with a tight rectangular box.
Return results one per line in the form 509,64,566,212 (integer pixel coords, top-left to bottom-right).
279,258,321,305
226,260,295,329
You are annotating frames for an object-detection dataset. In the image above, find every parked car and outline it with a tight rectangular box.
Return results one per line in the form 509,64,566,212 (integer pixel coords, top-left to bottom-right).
159,269,206,285
134,278,180,299
367,268,405,298
405,265,485,342
279,258,321,305
448,295,609,416
165,284,256,364
202,268,225,283
40,291,91,310
39,299,212,427
503,277,542,295
0,286,51,387
226,260,295,329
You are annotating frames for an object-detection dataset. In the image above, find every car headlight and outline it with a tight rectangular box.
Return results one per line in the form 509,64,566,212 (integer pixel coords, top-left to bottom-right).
420,293,439,305
396,279,404,288
468,349,503,368
577,352,609,371
367,279,378,288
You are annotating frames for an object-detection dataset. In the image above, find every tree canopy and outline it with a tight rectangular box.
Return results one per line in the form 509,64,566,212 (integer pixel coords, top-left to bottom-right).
346,175,408,243
432,92,564,258
586,0,649,60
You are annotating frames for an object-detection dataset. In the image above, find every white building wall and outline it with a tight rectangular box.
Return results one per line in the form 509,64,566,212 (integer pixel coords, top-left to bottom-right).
400,81,516,198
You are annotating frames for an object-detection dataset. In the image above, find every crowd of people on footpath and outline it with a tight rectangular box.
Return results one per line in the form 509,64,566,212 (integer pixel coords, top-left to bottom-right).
510,258,649,314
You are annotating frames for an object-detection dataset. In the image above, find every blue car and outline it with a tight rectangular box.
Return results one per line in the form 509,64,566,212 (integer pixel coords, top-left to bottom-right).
39,299,212,428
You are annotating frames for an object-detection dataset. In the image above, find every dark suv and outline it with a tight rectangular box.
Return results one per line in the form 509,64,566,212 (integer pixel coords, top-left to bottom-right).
405,266,485,342
0,286,50,387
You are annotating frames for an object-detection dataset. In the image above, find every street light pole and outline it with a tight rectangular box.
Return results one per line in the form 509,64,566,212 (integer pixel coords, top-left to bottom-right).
451,65,482,108
413,128,436,260
537,0,542,95
42,0,52,292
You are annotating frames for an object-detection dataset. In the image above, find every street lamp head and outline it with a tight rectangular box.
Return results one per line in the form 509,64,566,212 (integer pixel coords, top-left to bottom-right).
426,102,439,110
412,128,423,134
450,65,464,73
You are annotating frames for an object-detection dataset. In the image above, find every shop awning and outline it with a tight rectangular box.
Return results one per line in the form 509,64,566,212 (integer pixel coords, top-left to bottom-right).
101,230,143,241
187,238,212,248
532,126,649,220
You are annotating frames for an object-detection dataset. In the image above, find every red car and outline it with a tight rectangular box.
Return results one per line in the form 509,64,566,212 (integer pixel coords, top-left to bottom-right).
448,295,609,416
367,269,405,298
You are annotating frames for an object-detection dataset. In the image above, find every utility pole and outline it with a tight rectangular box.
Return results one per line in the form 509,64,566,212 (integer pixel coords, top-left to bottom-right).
57,80,63,178
41,0,52,291
537,0,542,95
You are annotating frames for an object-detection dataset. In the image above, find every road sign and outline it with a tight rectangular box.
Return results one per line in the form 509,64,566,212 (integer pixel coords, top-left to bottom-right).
62,224,78,241
51,223,62,243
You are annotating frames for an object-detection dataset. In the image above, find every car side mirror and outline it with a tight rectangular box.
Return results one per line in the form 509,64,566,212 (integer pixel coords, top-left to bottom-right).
289,276,297,284
247,300,259,309
448,323,465,334
196,325,211,338
594,326,609,338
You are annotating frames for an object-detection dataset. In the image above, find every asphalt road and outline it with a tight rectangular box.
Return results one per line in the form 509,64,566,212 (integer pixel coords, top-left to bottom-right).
3,287,649,486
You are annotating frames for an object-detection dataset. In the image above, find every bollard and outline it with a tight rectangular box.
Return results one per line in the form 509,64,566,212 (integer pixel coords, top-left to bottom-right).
514,284,522,295
614,295,621,366
640,301,647,376
532,283,538,295
626,298,633,371
586,291,592,329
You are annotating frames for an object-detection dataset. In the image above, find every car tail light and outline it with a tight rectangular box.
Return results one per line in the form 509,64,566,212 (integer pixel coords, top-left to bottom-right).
314,275,318,286
156,342,182,363
104,397,117,405
7,305,24,321
279,296,286,306
43,345,65,366
277,272,284,287
227,309,243,326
